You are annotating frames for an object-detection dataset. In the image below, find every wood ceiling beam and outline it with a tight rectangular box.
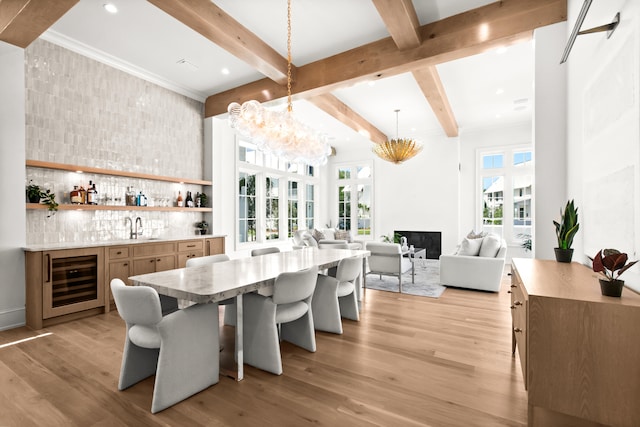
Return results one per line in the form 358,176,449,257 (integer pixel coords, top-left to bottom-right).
412,67,458,138
0,0,79,48
371,0,421,50
373,0,459,138
309,93,387,145
147,0,291,85
205,0,564,117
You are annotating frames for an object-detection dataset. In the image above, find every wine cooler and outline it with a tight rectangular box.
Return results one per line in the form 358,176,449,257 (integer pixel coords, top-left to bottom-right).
42,248,105,319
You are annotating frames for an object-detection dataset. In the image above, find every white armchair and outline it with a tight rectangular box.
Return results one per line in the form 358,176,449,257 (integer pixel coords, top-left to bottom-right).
439,234,507,292
365,242,412,292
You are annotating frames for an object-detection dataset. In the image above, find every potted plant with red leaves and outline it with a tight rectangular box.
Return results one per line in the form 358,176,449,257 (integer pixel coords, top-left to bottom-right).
589,249,638,297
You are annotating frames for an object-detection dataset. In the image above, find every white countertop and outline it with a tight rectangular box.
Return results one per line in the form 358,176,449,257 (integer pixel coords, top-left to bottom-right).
23,234,227,252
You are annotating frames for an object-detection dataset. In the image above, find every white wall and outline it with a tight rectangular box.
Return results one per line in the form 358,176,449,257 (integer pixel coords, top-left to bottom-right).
533,22,568,260
566,0,640,287
0,43,27,330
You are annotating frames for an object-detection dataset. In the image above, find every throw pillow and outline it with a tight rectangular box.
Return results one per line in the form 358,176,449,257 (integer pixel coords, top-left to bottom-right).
479,234,502,257
467,229,488,239
334,230,351,242
457,237,482,256
312,229,326,242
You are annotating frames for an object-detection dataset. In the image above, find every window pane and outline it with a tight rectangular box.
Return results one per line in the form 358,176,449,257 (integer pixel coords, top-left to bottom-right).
306,165,314,177
482,175,504,233
513,175,532,232
338,168,351,179
482,154,504,169
288,181,299,237
264,152,280,170
266,177,279,240
238,171,256,243
338,186,351,231
357,166,371,179
239,141,260,165
306,184,314,230
357,184,371,235
514,151,532,166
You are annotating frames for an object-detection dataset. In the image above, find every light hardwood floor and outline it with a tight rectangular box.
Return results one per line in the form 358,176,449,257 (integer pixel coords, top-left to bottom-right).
0,271,527,426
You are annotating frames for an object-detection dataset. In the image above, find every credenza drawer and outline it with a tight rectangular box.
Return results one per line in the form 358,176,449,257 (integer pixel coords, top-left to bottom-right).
178,240,203,252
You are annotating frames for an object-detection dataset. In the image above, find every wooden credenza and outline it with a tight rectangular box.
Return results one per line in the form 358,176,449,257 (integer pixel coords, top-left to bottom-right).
511,258,640,427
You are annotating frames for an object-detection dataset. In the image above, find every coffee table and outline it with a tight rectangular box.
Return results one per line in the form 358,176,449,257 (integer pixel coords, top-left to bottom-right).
402,248,426,283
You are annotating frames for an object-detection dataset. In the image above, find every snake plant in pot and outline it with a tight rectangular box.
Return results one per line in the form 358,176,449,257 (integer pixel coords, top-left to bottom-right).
553,200,579,262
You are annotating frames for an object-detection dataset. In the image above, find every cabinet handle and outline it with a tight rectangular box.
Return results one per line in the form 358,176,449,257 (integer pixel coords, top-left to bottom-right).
507,290,512,294
123,263,128,267
514,301,522,306
116,251,122,255
507,273,512,276
510,305,516,309
45,253,51,283
187,244,196,248
149,260,154,263
510,284,517,288
157,259,161,262
514,327,522,333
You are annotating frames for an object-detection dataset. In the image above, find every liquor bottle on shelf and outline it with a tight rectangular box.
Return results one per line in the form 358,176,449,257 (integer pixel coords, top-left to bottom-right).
195,192,201,208
136,191,148,207
125,186,136,206
176,191,184,207
86,180,98,205
70,185,83,204
185,191,194,208
79,186,86,204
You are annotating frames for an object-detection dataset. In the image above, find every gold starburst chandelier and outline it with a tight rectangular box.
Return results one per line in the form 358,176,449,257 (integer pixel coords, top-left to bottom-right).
227,0,331,166
373,110,422,164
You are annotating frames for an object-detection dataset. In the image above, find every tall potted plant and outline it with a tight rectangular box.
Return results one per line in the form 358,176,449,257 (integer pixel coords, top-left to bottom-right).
553,199,579,263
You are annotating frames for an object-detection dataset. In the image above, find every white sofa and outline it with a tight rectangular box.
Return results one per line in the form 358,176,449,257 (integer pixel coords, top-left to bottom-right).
365,242,413,290
439,234,507,292
291,228,363,250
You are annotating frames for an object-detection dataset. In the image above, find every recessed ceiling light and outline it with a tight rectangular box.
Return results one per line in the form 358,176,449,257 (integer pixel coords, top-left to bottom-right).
496,88,504,95
221,68,230,75
103,3,118,14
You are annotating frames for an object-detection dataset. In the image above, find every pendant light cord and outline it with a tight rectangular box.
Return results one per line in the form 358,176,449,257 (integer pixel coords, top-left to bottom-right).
287,0,292,113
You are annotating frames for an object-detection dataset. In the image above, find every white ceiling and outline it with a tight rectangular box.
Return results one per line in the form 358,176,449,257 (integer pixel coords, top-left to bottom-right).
44,0,535,150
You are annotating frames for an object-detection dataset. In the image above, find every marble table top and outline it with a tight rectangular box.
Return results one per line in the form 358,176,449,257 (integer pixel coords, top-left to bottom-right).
129,247,370,303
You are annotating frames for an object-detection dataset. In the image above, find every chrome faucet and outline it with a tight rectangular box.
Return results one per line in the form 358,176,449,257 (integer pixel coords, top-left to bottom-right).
135,217,143,239
125,217,133,239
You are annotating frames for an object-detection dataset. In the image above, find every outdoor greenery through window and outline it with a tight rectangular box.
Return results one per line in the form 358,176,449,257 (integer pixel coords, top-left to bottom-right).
237,140,318,244
238,172,256,243
337,163,372,237
479,147,533,248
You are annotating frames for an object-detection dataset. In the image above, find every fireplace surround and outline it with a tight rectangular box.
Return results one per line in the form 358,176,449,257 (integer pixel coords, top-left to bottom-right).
394,230,441,259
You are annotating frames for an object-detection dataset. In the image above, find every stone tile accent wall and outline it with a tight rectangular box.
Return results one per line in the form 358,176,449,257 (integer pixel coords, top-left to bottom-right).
25,39,206,244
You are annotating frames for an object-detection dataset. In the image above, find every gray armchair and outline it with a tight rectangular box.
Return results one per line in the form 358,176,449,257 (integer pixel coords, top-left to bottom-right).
365,242,412,292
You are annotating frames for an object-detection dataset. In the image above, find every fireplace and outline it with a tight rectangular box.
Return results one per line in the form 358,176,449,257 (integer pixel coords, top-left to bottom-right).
394,230,441,259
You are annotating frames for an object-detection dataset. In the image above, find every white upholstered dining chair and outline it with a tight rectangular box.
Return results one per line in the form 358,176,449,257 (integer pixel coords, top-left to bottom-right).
186,254,236,326
111,279,219,413
312,256,361,334
242,266,318,375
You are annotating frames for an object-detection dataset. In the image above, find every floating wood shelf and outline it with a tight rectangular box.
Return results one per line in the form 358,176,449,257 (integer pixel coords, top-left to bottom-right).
26,160,212,186
27,203,212,212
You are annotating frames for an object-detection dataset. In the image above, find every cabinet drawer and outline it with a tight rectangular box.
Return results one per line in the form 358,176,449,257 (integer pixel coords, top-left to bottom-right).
109,246,130,259
178,251,204,268
133,242,176,258
178,240,203,252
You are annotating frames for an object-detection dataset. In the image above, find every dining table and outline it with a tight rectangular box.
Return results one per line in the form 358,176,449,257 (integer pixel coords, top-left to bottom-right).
128,246,370,381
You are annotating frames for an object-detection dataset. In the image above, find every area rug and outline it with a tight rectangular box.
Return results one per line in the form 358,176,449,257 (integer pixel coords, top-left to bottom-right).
364,259,446,298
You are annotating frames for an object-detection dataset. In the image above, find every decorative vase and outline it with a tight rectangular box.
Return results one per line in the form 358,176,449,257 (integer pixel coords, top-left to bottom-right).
554,248,574,263
599,279,624,297
199,229,206,235
28,194,40,203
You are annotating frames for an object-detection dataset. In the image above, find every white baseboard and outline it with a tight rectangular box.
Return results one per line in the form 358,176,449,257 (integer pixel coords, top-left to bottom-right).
0,307,26,331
